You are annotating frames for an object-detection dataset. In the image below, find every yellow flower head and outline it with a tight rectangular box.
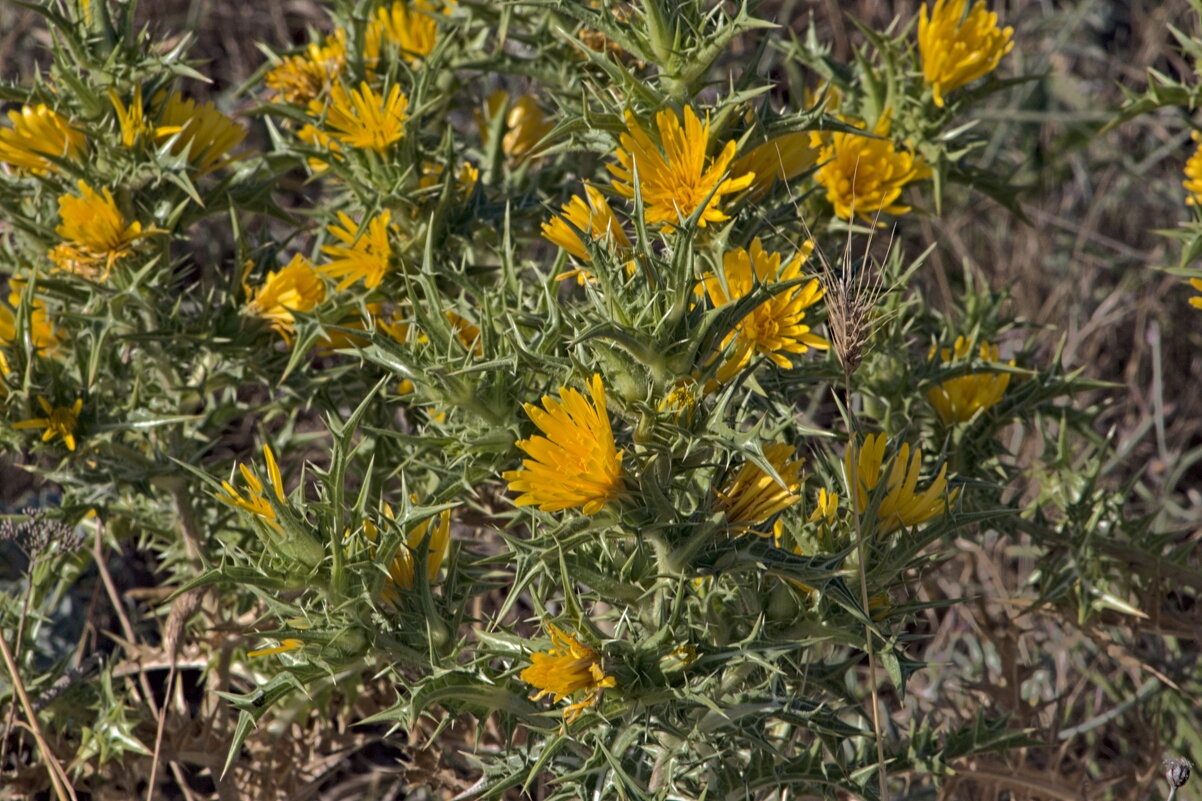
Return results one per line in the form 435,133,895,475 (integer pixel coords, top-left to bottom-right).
918,0,1015,108
445,309,483,356
502,374,625,515
521,623,616,723
319,210,395,290
156,93,247,174
927,336,1012,423
13,396,83,451
541,184,632,262
322,82,408,155
730,132,820,200
109,86,153,147
844,433,954,534
701,237,830,385
0,287,60,358
714,443,804,535
658,381,698,425
481,91,554,159
608,106,754,228
364,499,452,602
1185,132,1202,207
48,181,153,282
266,29,348,105
0,104,86,173
808,487,839,525
247,254,327,338
419,159,480,193
811,115,931,222
1190,277,1202,310
216,444,288,532
365,1,440,66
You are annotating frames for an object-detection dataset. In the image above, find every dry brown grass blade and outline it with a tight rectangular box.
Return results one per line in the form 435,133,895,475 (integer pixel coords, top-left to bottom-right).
0,631,77,801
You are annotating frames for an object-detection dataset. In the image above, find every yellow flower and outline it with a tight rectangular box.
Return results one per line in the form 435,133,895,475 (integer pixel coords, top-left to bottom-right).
247,638,304,658
319,210,395,290
322,82,408,155
296,122,341,172
0,287,59,358
927,336,1012,423
365,1,440,66
1190,277,1202,310
521,624,616,723
419,159,480,193
502,374,625,515
13,396,83,451
730,133,820,200
1185,132,1202,207
266,29,348,105
918,0,1015,108
247,254,327,338
607,107,754,228
216,444,288,532
844,433,954,534
809,487,839,524
541,184,632,263
658,382,698,425
0,104,86,173
109,86,153,147
700,237,830,385
714,443,804,535
364,500,452,602
156,92,247,174
481,91,554,159
48,181,154,281
445,310,482,356
811,114,931,221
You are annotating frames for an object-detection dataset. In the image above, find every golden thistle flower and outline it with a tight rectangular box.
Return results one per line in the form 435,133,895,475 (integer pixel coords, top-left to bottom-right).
265,29,348,105
0,104,86,173
319,210,395,291
48,181,154,281
811,115,931,221
918,0,1015,108
658,382,698,425
216,444,288,532
0,287,60,358
730,133,819,200
521,624,616,723
419,159,480,192
927,336,1012,423
608,106,754,228
701,237,830,385
247,254,327,338
13,396,83,451
713,443,804,535
156,93,247,174
364,500,452,602
502,374,625,515
445,310,483,356
322,82,408,155
844,433,954,534
247,638,304,658
365,1,440,66
1190,277,1202,310
109,86,153,147
541,184,632,262
809,487,839,525
1185,132,1202,207
296,122,341,172
481,91,554,159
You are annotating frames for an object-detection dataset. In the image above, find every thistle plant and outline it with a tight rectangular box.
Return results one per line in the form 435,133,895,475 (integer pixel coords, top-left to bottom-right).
1,1,1199,799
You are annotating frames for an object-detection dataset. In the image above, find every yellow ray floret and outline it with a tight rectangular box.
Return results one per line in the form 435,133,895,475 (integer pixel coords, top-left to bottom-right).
503,374,625,515
521,623,616,723
608,106,754,228
215,444,288,532
541,184,632,262
919,0,1015,108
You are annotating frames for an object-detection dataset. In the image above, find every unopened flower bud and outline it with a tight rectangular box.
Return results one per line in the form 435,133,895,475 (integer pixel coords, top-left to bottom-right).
1164,757,1192,789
